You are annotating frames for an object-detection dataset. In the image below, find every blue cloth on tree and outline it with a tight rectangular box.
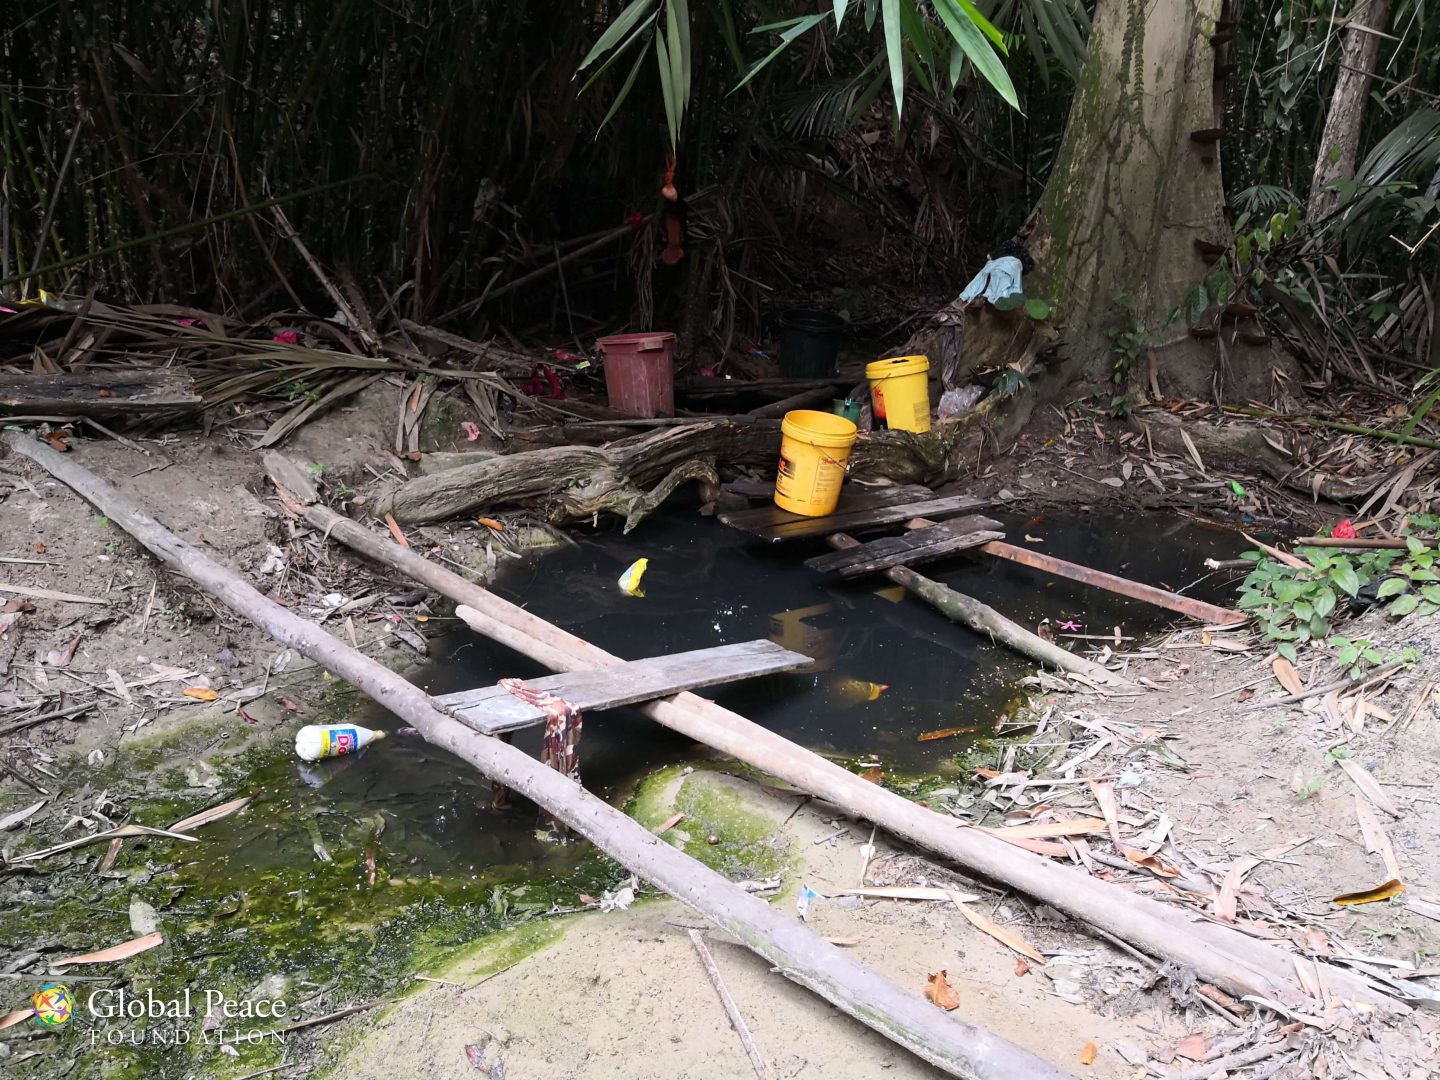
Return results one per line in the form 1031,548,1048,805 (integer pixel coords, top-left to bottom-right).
959,255,1024,305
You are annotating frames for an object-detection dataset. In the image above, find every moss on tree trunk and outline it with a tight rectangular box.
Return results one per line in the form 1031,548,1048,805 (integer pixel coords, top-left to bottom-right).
1021,0,1281,402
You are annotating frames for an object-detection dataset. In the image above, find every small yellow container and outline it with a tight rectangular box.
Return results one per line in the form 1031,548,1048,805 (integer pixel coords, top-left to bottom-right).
866,354,932,433
774,410,859,517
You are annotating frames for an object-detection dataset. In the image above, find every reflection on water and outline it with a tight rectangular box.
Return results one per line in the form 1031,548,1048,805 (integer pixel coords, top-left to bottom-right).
189,503,1248,881
768,602,837,673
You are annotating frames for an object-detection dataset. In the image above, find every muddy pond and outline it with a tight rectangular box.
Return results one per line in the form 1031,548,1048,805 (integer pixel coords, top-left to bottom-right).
3,506,1246,1077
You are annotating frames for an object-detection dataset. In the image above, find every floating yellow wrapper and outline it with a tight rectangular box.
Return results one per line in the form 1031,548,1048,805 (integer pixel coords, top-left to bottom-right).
826,677,889,707
1333,878,1404,906
618,557,649,597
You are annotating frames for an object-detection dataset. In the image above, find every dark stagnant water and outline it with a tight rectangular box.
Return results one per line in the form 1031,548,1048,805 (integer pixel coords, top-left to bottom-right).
276,503,1248,871
4,506,1252,1078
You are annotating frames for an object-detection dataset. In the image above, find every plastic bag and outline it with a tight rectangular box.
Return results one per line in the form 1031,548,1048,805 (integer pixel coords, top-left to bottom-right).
938,385,985,419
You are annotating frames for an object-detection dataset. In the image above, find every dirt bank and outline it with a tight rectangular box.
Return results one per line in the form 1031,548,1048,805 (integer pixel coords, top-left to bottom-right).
335,769,1137,1080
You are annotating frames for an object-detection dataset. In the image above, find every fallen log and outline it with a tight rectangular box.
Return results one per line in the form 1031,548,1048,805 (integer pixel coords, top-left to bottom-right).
378,411,1008,527
825,532,1134,688
0,367,199,418
376,420,776,527
257,452,1403,1015
4,432,1071,1080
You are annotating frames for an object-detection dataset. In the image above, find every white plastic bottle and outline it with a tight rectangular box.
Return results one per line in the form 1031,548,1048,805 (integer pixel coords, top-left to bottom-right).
294,723,385,762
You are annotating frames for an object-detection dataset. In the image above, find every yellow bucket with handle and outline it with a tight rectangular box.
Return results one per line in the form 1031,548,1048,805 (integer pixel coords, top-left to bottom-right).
774,410,858,517
867,354,931,432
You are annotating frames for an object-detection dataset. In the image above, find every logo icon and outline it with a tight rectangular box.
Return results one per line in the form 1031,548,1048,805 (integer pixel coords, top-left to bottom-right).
31,983,74,1028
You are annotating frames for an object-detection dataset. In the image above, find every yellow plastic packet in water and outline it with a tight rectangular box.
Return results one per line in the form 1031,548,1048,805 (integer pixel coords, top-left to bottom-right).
618,557,649,597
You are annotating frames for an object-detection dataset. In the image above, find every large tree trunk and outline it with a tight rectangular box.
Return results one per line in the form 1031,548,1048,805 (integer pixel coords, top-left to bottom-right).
1021,0,1277,403
1308,0,1391,221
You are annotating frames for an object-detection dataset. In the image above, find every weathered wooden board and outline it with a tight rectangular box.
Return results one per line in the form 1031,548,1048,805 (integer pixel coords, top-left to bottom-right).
805,516,1006,577
0,368,199,417
717,483,934,532
728,494,985,544
681,376,854,397
435,639,811,734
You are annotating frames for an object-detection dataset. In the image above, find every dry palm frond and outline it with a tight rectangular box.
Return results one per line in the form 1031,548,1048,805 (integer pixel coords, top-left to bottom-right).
0,299,559,448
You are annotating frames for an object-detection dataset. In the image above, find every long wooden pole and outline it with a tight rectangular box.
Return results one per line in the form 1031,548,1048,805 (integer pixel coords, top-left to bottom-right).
4,434,1069,1080
826,532,1134,688
254,452,1400,1013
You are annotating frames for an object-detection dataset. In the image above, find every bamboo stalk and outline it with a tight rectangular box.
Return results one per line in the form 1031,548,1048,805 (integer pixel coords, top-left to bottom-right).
253,451,1401,1014
1293,537,1409,549
7,433,1068,1080
0,178,366,291
1221,405,1440,451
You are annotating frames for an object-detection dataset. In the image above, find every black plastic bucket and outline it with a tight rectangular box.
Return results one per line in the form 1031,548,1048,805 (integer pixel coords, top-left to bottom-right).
778,309,845,378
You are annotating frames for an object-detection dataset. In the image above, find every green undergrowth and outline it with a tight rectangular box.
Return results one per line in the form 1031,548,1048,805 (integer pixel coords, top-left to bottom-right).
1238,519,1440,666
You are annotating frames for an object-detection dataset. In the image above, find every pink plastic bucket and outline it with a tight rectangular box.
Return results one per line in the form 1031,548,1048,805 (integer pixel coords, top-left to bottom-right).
597,332,676,418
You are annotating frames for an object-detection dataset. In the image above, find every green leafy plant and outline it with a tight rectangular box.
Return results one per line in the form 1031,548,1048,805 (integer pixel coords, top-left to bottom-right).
579,0,1027,147
1105,292,1153,418
288,379,321,404
991,366,1030,399
992,292,1053,320
1294,776,1323,801
1238,539,1439,663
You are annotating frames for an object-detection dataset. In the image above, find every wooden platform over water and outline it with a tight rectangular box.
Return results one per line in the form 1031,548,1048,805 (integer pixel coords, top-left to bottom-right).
435,639,810,735
717,484,984,544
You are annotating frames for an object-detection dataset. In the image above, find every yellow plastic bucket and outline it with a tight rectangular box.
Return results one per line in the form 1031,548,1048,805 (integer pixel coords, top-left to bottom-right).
867,355,932,433
775,410,858,517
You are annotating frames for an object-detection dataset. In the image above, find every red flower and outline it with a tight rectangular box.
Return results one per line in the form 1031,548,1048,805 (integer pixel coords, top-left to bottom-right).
1332,519,1357,539
625,211,645,228
272,331,299,345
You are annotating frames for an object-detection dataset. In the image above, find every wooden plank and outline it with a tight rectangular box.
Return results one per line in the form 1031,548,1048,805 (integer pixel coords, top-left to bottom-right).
978,540,1245,626
435,639,810,734
717,484,933,531
835,530,1004,578
749,494,985,544
805,515,1000,571
805,516,1005,577
0,368,199,417
721,478,780,500
681,376,853,396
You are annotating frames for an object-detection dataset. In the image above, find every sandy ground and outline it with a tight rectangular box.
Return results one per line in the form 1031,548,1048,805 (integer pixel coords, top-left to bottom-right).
0,388,502,759
337,771,1139,1080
